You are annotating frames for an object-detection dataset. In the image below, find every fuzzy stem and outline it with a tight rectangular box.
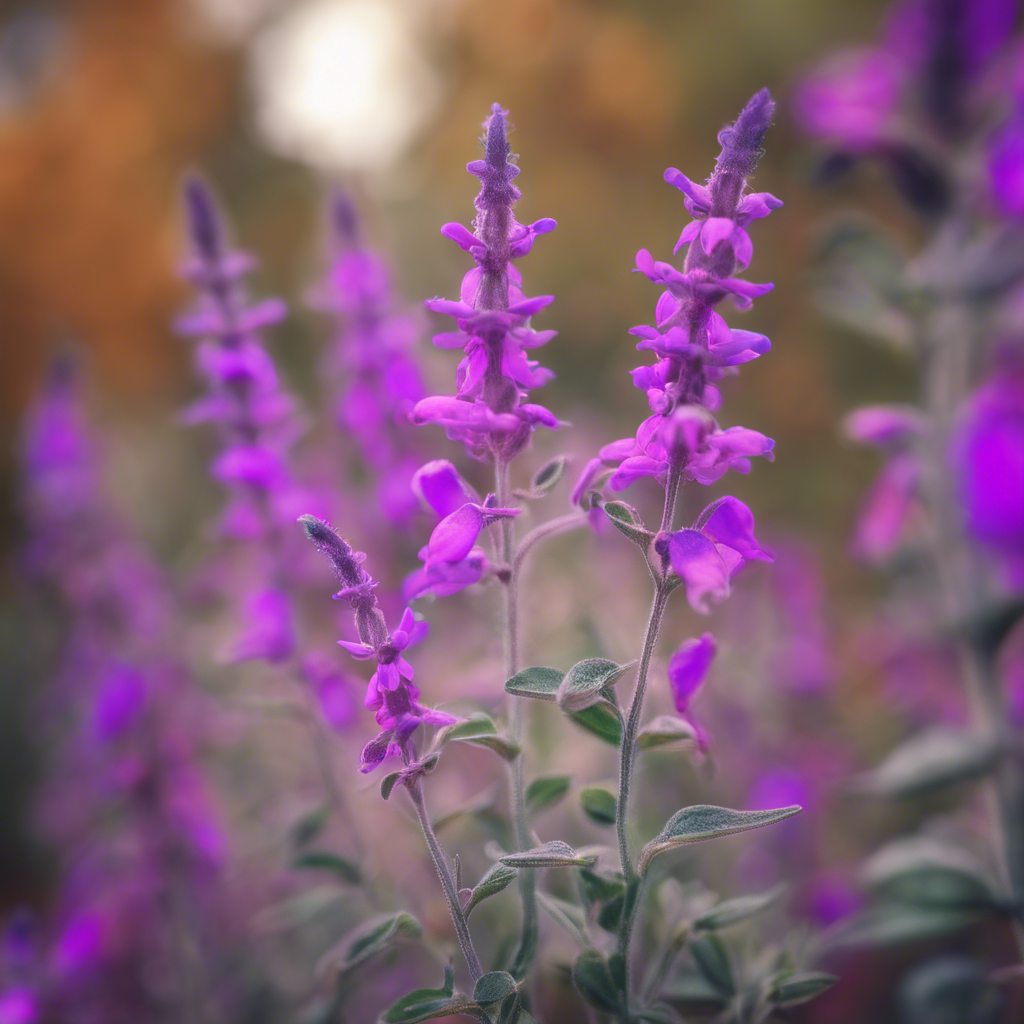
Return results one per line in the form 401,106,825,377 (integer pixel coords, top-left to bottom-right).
496,457,539,977
407,777,484,981
614,462,683,1015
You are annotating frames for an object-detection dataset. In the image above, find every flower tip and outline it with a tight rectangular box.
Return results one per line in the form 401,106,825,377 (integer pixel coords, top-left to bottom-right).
298,513,333,543
484,103,512,166
183,175,221,259
331,189,360,246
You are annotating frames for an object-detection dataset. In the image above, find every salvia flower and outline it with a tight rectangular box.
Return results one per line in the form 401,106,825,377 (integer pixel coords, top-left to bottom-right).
299,515,457,772
312,191,428,525
655,496,774,614
667,632,716,748
585,90,779,497
411,104,559,462
843,404,927,562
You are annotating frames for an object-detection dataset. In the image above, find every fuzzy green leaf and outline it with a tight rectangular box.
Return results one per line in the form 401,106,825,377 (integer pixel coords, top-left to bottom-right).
568,700,623,746
579,787,617,827
638,805,801,875
572,950,623,1013
598,498,654,547
318,912,421,977
556,659,632,712
499,840,597,869
465,863,519,918
292,851,361,886
504,666,564,702
769,971,839,1007
690,933,735,996
693,884,786,931
525,775,572,816
537,891,589,947
637,715,701,752
474,972,518,1004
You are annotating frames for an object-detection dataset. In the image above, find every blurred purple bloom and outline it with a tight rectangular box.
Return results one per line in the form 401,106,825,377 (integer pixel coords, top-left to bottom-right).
989,105,1024,219
952,353,1024,581
0,989,37,1024
229,587,296,664
302,653,358,731
412,104,560,462
91,666,147,742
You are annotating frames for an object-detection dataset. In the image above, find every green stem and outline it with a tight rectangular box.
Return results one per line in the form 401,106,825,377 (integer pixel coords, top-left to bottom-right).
614,463,682,1017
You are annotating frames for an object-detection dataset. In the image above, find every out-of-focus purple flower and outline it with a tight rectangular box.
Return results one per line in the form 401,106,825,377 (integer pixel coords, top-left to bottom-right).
656,497,774,615
412,104,560,462
91,666,147,742
229,587,296,664
301,653,358,731
989,105,1024,219
844,404,926,563
300,516,458,772
0,989,38,1024
587,91,779,501
952,353,1024,581
312,191,428,526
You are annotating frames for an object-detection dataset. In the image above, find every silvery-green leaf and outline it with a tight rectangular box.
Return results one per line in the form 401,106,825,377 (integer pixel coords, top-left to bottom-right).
381,966,463,1022
465,863,519,918
317,912,421,977
499,840,597,869
769,971,839,1007
456,733,520,761
863,836,1006,911
597,498,654,546
474,971,518,1005
436,712,497,743
855,728,1000,797
557,658,633,712
900,956,1002,1024
596,893,625,932
638,805,802,875
290,804,329,847
637,715,700,752
514,455,569,499
292,851,361,886
568,700,622,746
504,666,564,701
693,884,786,931
689,933,735,996
537,891,589,947
382,997,488,1024
828,905,981,948
577,866,625,908
572,950,623,1013
580,787,617,827
525,774,572,816
659,972,729,1009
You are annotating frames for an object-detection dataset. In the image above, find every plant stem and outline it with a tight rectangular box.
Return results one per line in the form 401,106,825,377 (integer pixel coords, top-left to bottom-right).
495,458,539,976
614,462,682,1016
407,777,484,981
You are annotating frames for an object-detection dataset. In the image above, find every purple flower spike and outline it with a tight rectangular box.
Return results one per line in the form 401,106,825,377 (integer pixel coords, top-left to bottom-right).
300,515,456,772
658,496,773,614
590,92,779,498
412,104,559,462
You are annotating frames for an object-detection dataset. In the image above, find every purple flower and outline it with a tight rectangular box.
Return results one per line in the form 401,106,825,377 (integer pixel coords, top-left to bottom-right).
302,653,358,731
299,515,458,772
844,404,926,562
229,587,296,664
412,104,560,462
584,91,779,501
989,104,1024,219
951,353,1024,581
0,989,38,1024
656,497,774,615
91,666,147,742
312,191,429,526
412,459,481,518
667,632,716,749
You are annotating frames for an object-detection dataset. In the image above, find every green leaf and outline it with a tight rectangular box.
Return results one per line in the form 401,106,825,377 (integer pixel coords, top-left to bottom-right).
637,714,700,752
579,787,617,827
829,905,981,947
901,956,1002,1024
690,933,735,996
380,966,458,1022
855,728,1000,797
382,997,488,1023
465,863,519,918
380,772,403,801
437,712,497,741
504,666,564,702
537,892,589,947
456,733,521,761
596,893,625,932
525,774,572,816
693,884,786,931
499,840,597,869
959,595,1024,659
474,971,518,1004
432,786,498,833
556,658,633,712
568,700,622,746
514,455,569,499
769,971,839,1007
598,498,653,547
290,804,329,847
292,851,361,886
252,886,345,932
576,867,625,908
572,950,623,1013
659,972,729,1009
637,805,802,875
318,912,422,977
864,837,1006,912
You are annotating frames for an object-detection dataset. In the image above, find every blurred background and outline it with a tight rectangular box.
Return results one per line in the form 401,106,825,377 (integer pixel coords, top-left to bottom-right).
0,0,975,1019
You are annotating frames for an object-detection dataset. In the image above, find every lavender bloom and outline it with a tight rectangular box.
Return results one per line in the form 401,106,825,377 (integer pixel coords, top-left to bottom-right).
299,515,457,772
844,404,927,562
951,352,1024,582
312,191,428,526
411,104,559,462
655,496,774,614
178,178,301,661
587,91,779,495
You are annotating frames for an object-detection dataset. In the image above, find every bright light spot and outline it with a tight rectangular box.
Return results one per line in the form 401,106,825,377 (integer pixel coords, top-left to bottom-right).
250,0,439,171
